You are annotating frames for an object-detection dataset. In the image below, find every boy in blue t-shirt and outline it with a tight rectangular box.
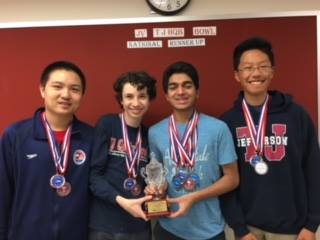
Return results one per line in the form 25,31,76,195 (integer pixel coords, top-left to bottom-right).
147,61,239,240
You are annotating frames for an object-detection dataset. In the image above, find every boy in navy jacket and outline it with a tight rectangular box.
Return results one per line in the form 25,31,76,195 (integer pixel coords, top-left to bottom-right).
0,61,93,240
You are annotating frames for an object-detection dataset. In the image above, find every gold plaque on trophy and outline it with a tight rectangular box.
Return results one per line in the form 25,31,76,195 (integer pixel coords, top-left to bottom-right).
145,199,170,218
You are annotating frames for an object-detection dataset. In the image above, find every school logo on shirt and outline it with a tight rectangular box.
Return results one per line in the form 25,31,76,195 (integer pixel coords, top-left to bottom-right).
108,137,148,162
73,149,86,165
236,123,287,162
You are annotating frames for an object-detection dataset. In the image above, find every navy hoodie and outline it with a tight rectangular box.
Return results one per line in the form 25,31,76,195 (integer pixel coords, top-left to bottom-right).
220,91,320,237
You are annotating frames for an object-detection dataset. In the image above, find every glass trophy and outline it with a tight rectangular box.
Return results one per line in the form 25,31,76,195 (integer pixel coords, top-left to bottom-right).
141,158,170,218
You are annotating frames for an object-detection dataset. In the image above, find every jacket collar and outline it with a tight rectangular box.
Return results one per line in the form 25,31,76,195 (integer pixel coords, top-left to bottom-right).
32,108,82,140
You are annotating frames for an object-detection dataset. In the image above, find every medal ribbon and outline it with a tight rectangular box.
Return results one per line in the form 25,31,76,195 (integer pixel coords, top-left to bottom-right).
41,112,72,175
242,95,269,156
120,113,142,178
169,111,199,170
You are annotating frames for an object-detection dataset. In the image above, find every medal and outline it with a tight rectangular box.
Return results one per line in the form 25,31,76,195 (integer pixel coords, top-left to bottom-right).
123,177,137,191
189,172,200,187
250,155,268,175
41,112,72,189
131,183,142,196
242,96,269,175
172,168,189,191
120,113,142,195
50,174,65,189
183,172,199,192
177,169,188,182
172,175,183,191
183,176,197,192
169,111,200,189
255,161,268,175
250,154,261,166
57,182,72,197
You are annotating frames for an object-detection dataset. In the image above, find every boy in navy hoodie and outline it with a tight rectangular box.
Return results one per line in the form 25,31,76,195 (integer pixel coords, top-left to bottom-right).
221,37,320,240
0,61,93,240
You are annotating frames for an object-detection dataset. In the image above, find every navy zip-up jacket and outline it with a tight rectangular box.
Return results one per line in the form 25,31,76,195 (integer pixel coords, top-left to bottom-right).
0,108,93,240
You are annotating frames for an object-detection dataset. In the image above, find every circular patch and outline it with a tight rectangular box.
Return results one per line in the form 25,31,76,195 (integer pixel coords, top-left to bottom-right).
73,149,86,165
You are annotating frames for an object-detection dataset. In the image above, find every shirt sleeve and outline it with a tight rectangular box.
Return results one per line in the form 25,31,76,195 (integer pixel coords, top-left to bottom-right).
0,128,15,240
218,122,237,165
89,117,120,204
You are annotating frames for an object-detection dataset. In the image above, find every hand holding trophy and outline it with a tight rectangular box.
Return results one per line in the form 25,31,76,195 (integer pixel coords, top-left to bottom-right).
141,158,170,218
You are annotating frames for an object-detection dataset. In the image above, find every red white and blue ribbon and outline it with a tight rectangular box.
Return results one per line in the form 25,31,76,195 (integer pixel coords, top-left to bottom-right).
41,112,72,175
242,95,269,156
169,111,199,170
120,113,142,178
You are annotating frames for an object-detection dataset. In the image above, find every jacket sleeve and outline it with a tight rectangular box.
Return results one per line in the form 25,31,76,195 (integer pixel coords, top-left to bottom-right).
0,129,15,240
220,187,250,237
302,111,320,232
89,117,120,204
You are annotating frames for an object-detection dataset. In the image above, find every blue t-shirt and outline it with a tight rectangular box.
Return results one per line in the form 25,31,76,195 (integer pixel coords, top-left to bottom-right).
148,113,237,240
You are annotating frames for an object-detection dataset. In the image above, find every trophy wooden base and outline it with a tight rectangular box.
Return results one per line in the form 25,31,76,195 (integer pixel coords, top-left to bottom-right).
145,199,170,219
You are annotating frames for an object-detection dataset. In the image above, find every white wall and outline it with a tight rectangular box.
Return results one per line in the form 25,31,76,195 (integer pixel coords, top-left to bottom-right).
0,0,320,24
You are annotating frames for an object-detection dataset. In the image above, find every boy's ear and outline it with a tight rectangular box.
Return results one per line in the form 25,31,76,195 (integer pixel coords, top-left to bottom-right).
39,85,45,98
234,71,241,83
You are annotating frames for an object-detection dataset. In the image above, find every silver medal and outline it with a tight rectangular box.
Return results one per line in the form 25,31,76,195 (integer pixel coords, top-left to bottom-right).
254,161,268,175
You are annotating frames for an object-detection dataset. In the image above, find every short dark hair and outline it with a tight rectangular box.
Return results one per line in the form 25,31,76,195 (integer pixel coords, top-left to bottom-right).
162,61,199,93
233,37,275,71
40,61,86,94
113,71,157,106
